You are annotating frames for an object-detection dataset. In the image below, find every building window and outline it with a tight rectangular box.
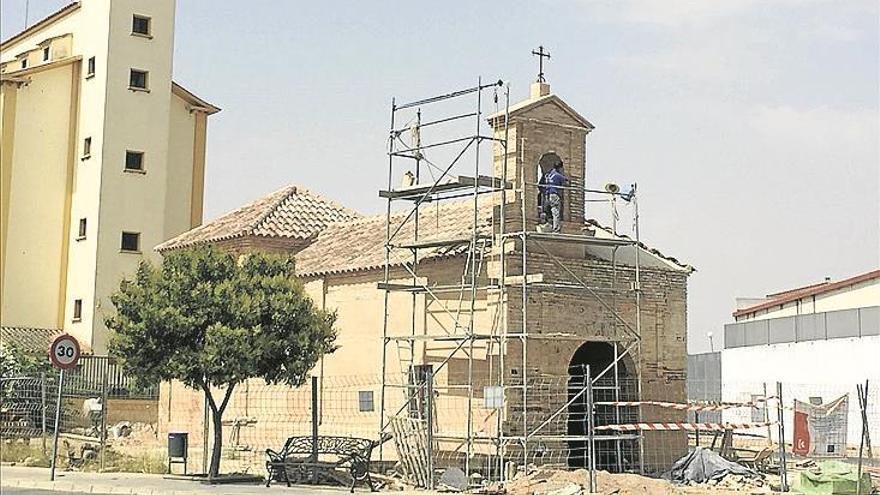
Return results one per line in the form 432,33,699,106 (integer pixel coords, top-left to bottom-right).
77,218,87,240
132,15,151,36
129,69,148,90
42,46,50,61
82,137,92,159
73,299,83,321
124,150,144,172
20,58,28,69
121,232,141,252
86,56,95,78
358,391,374,412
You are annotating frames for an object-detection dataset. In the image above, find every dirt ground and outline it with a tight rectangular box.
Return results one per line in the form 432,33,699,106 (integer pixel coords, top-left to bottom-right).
496,467,784,495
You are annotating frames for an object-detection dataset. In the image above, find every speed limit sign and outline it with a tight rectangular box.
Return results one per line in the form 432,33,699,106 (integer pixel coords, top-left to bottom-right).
49,334,81,370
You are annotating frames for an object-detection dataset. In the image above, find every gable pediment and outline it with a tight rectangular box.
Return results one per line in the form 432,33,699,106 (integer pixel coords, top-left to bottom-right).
489,94,594,131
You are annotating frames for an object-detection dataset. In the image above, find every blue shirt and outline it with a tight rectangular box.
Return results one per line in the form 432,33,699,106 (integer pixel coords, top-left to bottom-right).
542,169,567,195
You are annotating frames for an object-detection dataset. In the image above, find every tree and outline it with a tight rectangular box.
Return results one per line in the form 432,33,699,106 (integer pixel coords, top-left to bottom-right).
0,341,52,379
105,246,336,478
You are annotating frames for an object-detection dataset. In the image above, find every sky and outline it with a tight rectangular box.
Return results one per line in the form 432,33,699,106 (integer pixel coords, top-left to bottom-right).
3,0,878,353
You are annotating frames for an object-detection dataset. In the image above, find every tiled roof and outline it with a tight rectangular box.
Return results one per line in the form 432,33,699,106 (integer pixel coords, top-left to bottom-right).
295,200,495,277
733,269,880,318
295,200,693,278
156,185,360,252
0,326,60,352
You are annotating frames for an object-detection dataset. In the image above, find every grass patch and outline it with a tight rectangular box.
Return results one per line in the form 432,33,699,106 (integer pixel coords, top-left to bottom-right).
94,448,166,474
0,440,51,467
0,438,165,473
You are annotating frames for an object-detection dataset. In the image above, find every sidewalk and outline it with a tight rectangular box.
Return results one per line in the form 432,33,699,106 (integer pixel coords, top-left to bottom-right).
0,466,428,495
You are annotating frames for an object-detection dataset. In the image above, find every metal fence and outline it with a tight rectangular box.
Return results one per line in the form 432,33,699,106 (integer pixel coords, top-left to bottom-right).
0,357,160,472
7,366,876,492
156,371,879,491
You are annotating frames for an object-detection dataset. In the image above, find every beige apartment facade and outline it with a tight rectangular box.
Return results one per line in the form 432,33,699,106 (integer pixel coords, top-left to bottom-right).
1,1,219,353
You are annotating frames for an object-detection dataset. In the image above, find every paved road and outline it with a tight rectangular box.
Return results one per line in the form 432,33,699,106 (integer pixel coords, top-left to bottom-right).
1,490,112,495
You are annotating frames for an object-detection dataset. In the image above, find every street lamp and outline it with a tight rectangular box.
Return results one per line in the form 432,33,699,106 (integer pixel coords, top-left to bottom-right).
707,331,714,352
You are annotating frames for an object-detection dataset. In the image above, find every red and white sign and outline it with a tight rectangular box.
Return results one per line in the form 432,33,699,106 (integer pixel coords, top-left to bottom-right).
792,395,848,457
49,334,81,370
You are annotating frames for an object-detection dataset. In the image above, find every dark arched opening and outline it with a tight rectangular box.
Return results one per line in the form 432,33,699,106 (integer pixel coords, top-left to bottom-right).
536,152,564,225
567,341,639,472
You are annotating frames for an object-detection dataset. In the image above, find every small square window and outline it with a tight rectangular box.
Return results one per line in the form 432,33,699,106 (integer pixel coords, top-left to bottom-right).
129,69,148,90
132,15,151,36
42,47,50,61
82,137,92,158
20,59,28,69
77,218,87,239
358,391,374,412
86,57,95,77
125,150,144,171
121,232,141,252
73,299,83,321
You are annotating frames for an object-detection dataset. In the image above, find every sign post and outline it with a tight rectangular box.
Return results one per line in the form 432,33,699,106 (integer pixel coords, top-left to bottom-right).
48,334,81,482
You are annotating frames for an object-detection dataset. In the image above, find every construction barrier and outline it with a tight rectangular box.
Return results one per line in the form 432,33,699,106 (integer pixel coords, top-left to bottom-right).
593,398,780,412
594,421,777,432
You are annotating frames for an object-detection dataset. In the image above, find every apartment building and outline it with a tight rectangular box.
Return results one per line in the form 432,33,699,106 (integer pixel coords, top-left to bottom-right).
1,1,219,353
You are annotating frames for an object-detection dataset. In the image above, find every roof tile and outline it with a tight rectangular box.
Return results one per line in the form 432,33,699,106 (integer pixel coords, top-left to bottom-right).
295,200,494,277
1,326,60,352
156,185,360,252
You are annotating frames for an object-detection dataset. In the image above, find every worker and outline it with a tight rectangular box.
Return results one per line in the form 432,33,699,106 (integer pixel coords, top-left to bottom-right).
541,161,567,232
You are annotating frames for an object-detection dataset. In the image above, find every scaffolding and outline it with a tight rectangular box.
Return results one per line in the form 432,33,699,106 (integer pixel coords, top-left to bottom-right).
377,79,645,485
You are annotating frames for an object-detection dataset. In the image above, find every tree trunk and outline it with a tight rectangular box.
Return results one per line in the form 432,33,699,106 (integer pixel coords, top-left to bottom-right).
208,409,223,479
203,382,236,480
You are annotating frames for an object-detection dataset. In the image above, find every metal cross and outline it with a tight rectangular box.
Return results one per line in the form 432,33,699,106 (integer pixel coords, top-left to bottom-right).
532,45,551,83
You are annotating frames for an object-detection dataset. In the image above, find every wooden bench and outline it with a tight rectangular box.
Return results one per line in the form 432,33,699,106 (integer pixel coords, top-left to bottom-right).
265,435,377,492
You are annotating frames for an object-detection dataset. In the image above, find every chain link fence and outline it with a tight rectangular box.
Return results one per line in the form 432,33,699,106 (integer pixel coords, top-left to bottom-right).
6,362,875,491
1,356,160,472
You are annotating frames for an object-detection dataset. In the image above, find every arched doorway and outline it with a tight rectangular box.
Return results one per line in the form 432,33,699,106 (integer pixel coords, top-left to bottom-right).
566,341,639,472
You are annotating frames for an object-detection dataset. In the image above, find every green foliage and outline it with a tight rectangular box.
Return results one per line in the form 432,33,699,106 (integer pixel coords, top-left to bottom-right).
0,342,52,379
105,246,337,391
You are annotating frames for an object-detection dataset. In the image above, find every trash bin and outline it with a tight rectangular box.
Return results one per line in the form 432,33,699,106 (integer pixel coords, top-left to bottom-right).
167,432,188,474
168,431,188,458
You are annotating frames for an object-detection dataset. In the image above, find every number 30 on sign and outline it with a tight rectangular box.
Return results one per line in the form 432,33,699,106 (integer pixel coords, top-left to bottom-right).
49,334,81,370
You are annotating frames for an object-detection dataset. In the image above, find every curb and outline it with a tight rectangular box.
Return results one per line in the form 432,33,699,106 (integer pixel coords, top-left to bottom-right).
1,480,210,495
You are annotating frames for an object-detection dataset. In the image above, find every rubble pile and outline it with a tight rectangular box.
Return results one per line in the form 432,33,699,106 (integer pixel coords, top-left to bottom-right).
490,468,688,495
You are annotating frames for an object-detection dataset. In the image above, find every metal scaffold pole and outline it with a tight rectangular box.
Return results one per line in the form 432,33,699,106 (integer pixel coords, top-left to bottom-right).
497,84,510,480
633,185,645,475
378,97,396,462
465,77,483,479
519,134,529,472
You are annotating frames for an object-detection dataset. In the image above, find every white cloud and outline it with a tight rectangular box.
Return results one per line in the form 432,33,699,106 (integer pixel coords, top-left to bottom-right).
584,0,874,29
749,105,878,149
806,23,861,42
611,43,741,82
